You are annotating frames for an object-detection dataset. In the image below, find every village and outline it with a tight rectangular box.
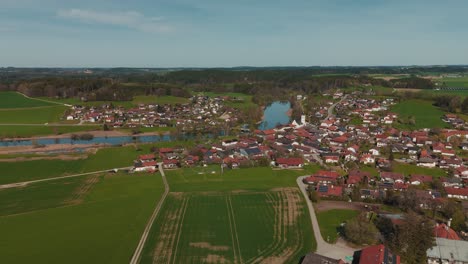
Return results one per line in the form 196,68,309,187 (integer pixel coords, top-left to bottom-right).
128,90,468,263
65,94,241,132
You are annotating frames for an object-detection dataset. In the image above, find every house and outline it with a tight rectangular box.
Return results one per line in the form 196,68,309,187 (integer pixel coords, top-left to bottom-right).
139,154,156,162
162,159,180,169
347,170,371,186
427,238,468,264
445,187,468,200
322,153,340,164
276,158,304,169
301,253,345,264
316,185,343,197
409,174,433,185
360,154,375,165
133,160,158,172
358,244,400,264
380,172,405,184
433,223,461,241
304,170,340,185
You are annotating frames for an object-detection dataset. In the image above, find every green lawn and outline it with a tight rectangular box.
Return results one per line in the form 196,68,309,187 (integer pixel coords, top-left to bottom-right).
141,189,315,264
0,125,101,138
165,165,321,192
391,99,448,129
0,92,56,109
392,162,447,178
316,209,359,243
0,106,67,124
0,173,165,264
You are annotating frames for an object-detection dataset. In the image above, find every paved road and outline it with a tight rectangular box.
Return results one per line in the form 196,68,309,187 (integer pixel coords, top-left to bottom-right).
0,166,133,189
296,176,356,260
325,94,349,120
130,163,169,264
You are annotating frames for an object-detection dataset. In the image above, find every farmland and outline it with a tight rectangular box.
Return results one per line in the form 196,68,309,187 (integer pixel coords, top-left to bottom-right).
438,76,468,88
141,188,314,264
0,92,56,108
0,173,165,264
391,99,448,129
0,105,67,124
0,146,142,185
316,209,359,243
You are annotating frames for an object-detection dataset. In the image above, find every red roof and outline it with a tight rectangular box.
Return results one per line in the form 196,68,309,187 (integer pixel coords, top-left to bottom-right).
142,161,158,167
315,170,339,178
410,174,432,183
445,187,468,196
139,154,156,160
159,148,174,153
359,244,400,264
276,158,303,166
317,185,343,197
163,159,178,164
434,223,461,240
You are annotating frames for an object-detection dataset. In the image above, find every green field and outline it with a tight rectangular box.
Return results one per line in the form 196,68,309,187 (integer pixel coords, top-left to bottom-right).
0,146,144,185
0,92,56,108
438,77,468,88
0,125,100,138
0,105,67,124
37,95,190,108
316,209,359,243
200,92,257,110
165,165,321,192
392,163,447,178
0,173,165,264
141,189,314,264
391,99,448,129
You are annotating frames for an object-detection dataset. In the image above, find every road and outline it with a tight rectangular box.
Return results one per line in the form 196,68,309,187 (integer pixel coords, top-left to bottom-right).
17,92,72,107
325,94,349,120
0,123,97,126
130,163,169,264
0,166,133,189
296,176,356,260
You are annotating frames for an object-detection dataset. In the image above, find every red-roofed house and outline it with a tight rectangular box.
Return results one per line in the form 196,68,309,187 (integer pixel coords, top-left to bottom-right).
380,172,405,184
358,244,400,264
434,223,461,240
304,171,339,185
316,185,343,197
139,154,156,162
409,174,433,185
162,159,180,169
276,158,304,169
134,160,158,172
445,187,468,200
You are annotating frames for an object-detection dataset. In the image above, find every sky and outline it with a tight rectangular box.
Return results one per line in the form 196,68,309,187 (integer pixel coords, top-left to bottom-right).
1,0,467,67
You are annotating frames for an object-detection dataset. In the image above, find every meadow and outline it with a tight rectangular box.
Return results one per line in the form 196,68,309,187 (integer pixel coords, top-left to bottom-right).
0,92,56,108
0,105,67,124
391,99,448,129
141,188,314,264
316,209,359,243
438,77,468,88
392,163,447,178
0,173,165,264
37,95,190,108
0,145,144,184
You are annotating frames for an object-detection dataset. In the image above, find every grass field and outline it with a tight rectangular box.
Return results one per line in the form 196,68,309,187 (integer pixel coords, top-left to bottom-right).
391,99,448,129
0,125,101,138
316,209,359,243
0,92,56,108
0,105,67,124
0,145,144,185
200,92,257,110
165,165,321,192
141,188,314,264
37,95,190,108
392,162,447,178
0,173,165,264
438,77,468,88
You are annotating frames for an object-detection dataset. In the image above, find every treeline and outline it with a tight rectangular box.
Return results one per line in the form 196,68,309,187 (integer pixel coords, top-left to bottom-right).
0,78,191,101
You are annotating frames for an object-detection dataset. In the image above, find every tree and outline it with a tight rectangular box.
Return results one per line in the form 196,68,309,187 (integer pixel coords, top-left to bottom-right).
462,97,468,114
451,210,467,232
307,187,319,203
390,211,435,264
344,213,378,245
449,96,461,113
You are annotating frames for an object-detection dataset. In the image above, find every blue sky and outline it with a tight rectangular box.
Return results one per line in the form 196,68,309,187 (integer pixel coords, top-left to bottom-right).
1,0,467,67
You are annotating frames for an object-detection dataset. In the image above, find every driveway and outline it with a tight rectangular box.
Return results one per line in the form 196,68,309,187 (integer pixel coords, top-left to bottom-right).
296,176,357,260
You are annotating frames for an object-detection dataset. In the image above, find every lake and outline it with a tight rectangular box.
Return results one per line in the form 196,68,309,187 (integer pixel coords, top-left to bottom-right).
258,101,291,130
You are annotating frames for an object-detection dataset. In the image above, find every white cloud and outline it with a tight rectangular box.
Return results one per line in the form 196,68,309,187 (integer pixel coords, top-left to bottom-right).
57,9,172,33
